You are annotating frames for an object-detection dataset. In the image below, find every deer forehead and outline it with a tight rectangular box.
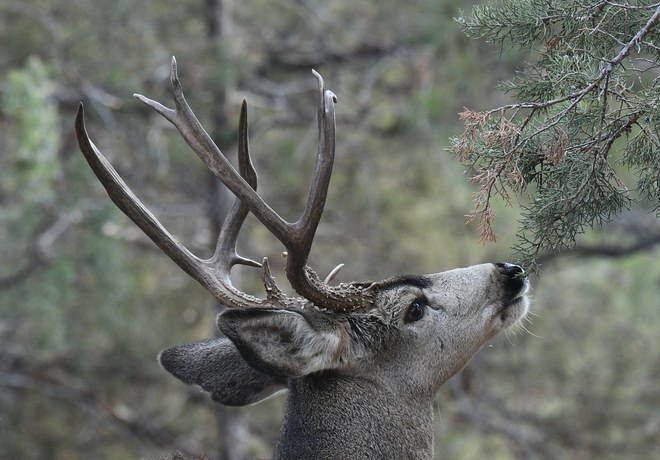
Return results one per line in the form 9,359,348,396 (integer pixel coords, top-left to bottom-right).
372,263,499,313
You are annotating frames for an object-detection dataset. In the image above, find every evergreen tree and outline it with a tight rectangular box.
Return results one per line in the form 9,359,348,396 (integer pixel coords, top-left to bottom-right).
453,1,660,268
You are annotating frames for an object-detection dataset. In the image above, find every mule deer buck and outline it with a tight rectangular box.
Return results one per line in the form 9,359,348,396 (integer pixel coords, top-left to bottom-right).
75,57,530,459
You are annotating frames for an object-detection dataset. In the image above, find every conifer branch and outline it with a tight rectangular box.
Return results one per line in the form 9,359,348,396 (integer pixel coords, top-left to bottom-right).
454,1,660,268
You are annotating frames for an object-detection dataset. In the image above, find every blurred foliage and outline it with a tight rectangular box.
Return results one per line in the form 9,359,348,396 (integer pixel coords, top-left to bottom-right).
0,1,658,459
2,56,61,204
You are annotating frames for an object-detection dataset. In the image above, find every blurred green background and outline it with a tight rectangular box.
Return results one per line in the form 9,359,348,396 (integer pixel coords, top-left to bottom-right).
1,1,658,459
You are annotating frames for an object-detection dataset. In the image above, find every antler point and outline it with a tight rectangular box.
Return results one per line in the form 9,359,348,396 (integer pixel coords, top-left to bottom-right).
327,90,338,104
312,69,324,91
324,263,345,284
170,57,181,92
75,102,85,122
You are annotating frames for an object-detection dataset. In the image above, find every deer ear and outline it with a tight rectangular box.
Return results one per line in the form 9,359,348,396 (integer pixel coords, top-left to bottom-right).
217,309,344,378
158,337,287,406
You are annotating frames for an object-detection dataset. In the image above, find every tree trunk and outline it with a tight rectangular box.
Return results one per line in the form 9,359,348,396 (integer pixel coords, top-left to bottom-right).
204,1,251,459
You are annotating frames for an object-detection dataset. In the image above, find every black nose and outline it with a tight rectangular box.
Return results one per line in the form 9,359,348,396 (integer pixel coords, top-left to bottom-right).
495,262,526,297
495,262,524,278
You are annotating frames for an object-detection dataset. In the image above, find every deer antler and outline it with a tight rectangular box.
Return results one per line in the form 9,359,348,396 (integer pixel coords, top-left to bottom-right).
75,57,372,311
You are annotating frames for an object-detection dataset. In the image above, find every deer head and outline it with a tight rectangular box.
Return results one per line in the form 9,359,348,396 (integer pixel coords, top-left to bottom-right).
76,57,530,459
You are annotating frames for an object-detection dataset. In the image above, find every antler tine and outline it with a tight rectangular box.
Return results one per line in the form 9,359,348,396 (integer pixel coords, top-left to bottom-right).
280,71,372,310
324,263,345,284
75,104,234,303
279,71,335,298
298,70,337,248
212,100,262,272
209,101,305,309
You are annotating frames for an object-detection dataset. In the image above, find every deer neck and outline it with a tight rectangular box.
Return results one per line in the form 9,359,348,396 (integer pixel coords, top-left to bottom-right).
274,372,434,460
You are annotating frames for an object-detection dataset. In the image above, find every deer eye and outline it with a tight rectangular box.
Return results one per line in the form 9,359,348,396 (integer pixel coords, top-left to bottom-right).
405,299,426,323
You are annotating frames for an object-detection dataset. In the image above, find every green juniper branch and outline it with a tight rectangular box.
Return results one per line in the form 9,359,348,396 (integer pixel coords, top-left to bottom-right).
453,1,660,270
